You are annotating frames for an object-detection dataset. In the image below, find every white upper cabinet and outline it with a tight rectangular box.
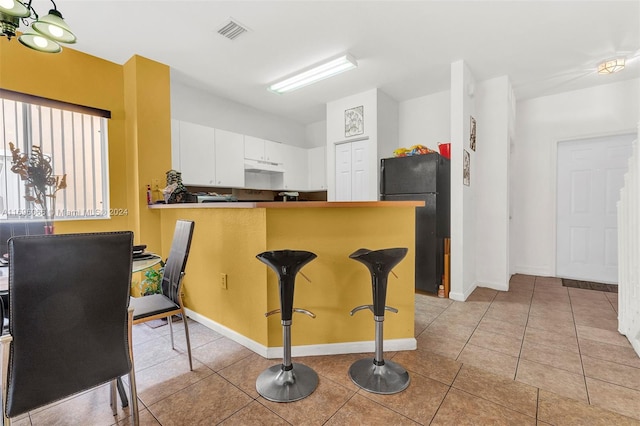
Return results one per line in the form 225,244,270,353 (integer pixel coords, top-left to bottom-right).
174,121,244,187
264,140,285,164
244,135,265,161
244,136,285,164
280,145,308,190
178,121,216,186
214,129,245,187
308,146,326,191
171,120,328,192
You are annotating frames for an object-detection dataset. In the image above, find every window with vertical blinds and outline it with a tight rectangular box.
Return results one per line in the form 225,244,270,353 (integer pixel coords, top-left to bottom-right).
0,94,110,221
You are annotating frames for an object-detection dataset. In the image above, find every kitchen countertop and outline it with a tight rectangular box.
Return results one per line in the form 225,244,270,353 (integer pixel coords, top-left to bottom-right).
148,200,424,209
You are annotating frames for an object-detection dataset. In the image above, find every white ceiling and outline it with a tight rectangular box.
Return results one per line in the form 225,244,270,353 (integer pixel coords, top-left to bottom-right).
53,1,639,125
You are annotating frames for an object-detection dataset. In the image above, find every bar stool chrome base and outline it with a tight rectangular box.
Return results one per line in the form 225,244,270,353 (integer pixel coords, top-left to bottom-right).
256,363,319,402
349,358,410,394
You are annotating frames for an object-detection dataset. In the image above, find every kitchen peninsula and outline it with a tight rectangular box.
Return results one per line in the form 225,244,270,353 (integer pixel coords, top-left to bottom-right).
149,201,422,357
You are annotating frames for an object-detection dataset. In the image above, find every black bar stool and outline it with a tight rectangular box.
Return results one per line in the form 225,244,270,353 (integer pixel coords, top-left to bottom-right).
255,250,319,402
348,247,410,394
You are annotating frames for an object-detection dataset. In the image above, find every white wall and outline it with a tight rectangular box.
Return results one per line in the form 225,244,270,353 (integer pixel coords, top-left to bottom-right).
513,78,640,276
475,76,512,290
377,90,400,182
326,88,379,201
170,80,307,148
305,121,327,148
449,60,477,301
398,90,451,151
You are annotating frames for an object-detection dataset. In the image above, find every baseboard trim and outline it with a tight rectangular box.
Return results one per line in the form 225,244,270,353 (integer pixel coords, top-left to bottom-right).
449,281,477,301
514,266,552,277
185,309,267,356
185,308,416,358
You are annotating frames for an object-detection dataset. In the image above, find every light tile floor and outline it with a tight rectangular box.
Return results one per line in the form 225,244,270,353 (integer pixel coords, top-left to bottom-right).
14,274,640,425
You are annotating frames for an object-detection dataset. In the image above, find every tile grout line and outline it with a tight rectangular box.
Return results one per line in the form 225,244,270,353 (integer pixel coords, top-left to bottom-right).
513,278,535,382
451,290,497,363
320,389,362,425
428,362,464,425
568,288,591,406
535,387,540,423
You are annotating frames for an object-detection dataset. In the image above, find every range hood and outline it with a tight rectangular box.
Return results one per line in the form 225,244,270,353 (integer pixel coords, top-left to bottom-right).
244,159,285,174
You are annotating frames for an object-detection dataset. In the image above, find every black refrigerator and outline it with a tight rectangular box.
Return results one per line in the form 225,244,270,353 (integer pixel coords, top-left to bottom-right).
380,153,450,293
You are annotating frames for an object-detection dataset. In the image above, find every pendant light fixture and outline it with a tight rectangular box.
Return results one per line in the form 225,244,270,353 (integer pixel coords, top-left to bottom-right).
597,57,626,74
0,0,75,53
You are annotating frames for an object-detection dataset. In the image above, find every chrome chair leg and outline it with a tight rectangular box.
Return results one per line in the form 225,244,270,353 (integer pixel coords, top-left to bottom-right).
1,335,13,426
127,307,140,426
181,308,193,371
110,380,117,416
168,315,175,349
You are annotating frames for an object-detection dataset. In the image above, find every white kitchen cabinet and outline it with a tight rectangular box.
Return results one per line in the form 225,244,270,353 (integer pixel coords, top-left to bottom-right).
214,129,245,187
173,120,324,191
280,145,308,190
244,135,264,161
307,146,326,190
244,136,284,164
335,140,371,201
264,140,285,164
178,121,216,186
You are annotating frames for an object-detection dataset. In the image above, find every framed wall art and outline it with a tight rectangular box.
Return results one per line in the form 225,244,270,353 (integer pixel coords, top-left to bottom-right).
345,106,364,137
463,149,470,186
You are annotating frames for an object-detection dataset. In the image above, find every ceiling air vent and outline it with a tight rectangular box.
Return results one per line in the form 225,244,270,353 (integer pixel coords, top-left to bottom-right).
217,18,249,40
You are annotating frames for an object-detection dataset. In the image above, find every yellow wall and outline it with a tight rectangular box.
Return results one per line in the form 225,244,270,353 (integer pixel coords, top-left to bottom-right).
0,39,171,253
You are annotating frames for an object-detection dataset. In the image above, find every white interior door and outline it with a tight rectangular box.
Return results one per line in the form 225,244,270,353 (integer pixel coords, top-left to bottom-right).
334,140,370,201
557,134,634,283
335,143,352,201
351,140,369,201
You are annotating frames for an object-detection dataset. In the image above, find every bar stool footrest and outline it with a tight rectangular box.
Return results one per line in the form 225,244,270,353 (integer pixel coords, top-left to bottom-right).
348,358,410,394
350,305,373,316
256,362,319,402
292,308,316,318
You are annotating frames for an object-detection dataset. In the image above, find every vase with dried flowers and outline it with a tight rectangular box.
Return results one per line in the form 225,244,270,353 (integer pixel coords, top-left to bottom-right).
9,142,67,234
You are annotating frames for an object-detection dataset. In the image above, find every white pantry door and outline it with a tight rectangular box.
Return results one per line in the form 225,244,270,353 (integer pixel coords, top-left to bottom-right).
335,143,352,201
334,140,370,201
556,134,634,283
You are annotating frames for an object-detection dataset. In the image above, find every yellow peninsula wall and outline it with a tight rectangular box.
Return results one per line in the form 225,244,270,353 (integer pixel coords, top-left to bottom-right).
150,201,420,357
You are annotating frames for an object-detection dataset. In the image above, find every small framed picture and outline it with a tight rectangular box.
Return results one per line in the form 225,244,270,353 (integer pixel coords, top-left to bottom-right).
470,115,476,151
463,150,470,186
345,106,364,137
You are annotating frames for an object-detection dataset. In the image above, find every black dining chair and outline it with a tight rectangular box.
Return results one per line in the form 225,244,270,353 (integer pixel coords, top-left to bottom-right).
129,220,195,370
0,231,140,425
0,221,48,335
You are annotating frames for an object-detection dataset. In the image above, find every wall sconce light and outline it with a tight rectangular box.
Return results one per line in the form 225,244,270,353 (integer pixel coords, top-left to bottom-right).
0,0,76,53
598,57,625,74
268,54,358,94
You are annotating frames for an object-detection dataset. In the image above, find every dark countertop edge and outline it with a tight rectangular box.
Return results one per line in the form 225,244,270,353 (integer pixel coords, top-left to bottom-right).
148,201,424,209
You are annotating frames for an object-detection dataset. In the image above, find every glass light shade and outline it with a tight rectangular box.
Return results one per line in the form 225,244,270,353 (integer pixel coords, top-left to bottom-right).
32,8,75,43
0,0,30,17
598,58,625,74
18,27,62,53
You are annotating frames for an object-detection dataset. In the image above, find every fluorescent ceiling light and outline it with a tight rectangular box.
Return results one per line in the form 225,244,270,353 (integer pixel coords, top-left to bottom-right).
598,57,625,74
268,54,357,94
